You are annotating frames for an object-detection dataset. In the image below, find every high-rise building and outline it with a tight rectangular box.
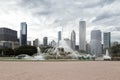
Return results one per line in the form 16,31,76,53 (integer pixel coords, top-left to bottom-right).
91,30,101,41
103,32,111,49
20,22,27,46
71,30,76,50
58,31,62,46
33,39,39,47
79,21,86,51
43,37,48,46
90,30,102,57
0,27,18,41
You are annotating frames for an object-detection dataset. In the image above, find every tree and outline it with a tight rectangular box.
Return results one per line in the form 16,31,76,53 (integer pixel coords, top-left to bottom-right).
3,48,14,57
110,44,120,57
14,46,37,56
0,49,2,56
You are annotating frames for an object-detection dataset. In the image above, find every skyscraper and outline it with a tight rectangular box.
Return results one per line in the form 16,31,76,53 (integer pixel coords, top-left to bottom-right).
90,30,102,57
103,32,111,49
79,21,86,51
71,30,76,50
43,37,48,46
91,30,101,41
58,31,61,46
20,22,27,46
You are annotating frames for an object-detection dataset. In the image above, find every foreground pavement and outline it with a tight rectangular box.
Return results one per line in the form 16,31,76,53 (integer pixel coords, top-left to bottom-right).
0,61,120,80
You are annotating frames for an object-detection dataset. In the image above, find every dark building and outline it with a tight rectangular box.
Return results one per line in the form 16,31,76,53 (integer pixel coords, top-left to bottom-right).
0,28,18,41
43,37,48,46
20,22,27,46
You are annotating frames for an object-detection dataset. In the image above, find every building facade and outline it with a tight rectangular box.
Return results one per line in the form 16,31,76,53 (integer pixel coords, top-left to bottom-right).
0,41,19,49
79,21,86,51
58,31,62,46
0,28,18,41
33,39,39,47
43,37,48,46
20,22,27,46
71,30,76,50
103,32,111,49
90,30,102,57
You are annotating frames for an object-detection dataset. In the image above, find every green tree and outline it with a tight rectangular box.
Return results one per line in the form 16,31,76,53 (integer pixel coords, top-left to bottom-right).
110,44,120,57
2,48,14,57
14,46,37,56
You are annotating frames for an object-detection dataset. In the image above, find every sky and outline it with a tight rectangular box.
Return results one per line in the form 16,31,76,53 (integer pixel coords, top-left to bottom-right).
0,0,120,44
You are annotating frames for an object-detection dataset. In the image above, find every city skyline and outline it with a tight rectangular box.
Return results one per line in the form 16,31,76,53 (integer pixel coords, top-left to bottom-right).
0,0,120,43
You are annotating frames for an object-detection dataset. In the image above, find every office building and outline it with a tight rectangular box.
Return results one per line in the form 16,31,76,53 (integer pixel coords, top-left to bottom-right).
103,32,111,49
0,28,18,41
33,39,39,47
43,37,48,46
79,21,86,51
20,22,27,46
71,30,76,50
0,41,19,49
90,30,102,57
58,31,62,46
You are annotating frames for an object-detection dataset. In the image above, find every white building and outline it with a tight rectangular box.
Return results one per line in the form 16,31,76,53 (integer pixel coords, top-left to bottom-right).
71,30,76,50
90,30,102,57
79,21,86,51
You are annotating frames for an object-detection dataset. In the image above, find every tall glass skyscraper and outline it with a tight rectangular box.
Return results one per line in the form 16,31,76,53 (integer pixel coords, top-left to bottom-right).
20,22,27,46
103,32,111,49
71,30,76,50
79,21,86,51
90,30,102,57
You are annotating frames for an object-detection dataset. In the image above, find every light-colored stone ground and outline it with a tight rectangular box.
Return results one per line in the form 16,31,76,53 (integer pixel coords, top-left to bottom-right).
0,61,120,80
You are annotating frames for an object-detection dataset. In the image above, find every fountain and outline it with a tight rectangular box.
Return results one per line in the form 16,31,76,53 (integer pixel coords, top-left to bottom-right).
32,47,45,60
18,39,94,60
43,39,94,60
22,47,45,60
103,49,111,60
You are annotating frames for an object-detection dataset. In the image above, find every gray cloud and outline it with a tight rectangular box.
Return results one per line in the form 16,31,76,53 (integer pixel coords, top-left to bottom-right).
0,0,120,42
80,0,115,8
92,12,120,22
10,0,120,42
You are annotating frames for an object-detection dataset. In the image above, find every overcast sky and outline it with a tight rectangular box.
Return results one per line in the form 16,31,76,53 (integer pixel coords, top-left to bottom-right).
0,0,120,44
